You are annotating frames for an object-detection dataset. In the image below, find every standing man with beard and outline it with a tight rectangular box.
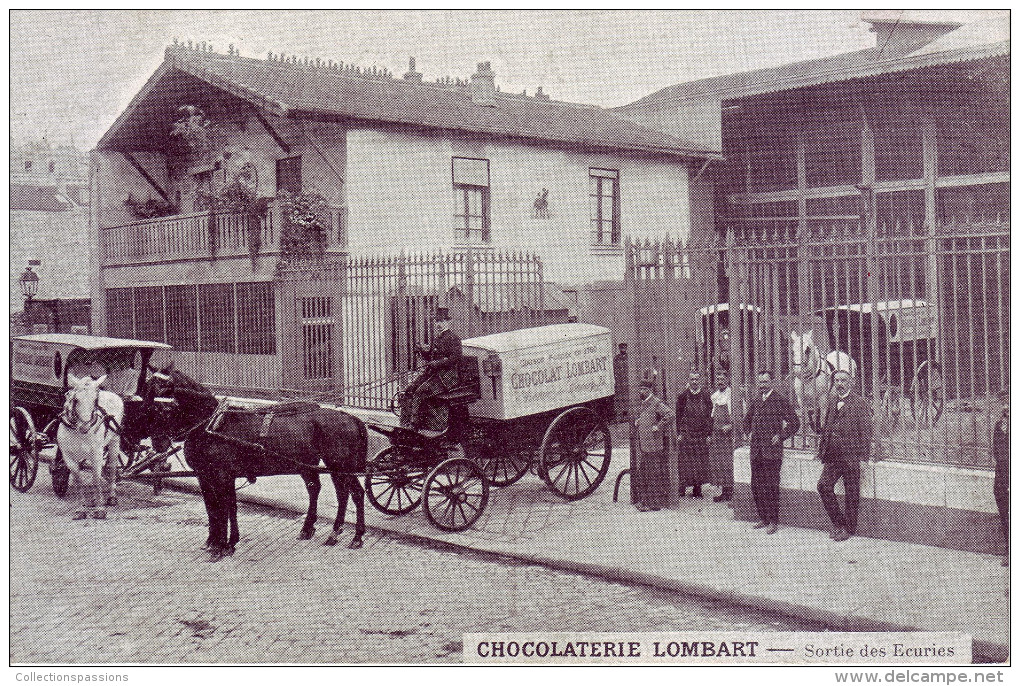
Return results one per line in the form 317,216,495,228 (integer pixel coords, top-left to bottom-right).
676,370,713,498
743,370,800,534
816,369,872,542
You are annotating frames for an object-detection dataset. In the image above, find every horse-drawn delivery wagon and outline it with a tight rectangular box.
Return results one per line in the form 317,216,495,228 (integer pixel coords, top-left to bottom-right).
10,333,175,495
366,323,616,532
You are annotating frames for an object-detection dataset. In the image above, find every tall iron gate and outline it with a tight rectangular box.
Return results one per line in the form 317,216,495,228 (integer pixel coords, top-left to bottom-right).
277,249,561,409
624,217,1008,469
726,216,1008,468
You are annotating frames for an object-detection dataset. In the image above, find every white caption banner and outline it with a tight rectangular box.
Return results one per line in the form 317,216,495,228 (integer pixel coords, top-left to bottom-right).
463,632,971,664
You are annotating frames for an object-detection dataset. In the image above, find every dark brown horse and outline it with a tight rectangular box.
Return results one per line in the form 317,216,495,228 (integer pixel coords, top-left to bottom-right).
145,368,366,561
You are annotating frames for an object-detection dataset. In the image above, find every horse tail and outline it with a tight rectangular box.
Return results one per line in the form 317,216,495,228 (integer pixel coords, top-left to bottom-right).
353,412,368,474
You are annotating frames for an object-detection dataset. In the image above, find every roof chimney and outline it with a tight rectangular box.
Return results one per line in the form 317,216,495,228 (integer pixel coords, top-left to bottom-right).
861,11,963,54
534,86,550,101
470,61,496,106
403,56,423,82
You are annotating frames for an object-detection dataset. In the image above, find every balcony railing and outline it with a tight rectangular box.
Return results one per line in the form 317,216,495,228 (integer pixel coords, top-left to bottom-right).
100,202,346,266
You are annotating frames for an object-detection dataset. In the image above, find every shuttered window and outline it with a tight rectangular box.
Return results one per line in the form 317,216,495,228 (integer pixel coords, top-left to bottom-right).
166,285,198,352
300,297,333,380
198,283,236,353
276,156,302,195
237,282,276,354
133,286,165,344
590,168,620,245
452,157,490,243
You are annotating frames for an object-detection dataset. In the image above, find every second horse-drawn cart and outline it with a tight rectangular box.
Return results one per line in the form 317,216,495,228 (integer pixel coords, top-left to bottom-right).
365,323,616,531
10,333,178,496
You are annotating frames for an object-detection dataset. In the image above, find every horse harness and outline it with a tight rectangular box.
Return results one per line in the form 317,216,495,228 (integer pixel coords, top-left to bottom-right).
201,400,342,476
59,406,122,437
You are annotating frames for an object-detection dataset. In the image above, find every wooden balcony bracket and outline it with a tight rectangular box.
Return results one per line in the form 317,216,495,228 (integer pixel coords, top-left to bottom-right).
122,151,171,203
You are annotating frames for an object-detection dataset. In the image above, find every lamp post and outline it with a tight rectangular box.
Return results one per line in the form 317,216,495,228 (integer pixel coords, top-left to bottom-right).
18,266,39,302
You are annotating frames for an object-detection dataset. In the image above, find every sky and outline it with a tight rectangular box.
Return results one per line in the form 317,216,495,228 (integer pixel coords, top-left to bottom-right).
8,9,1008,150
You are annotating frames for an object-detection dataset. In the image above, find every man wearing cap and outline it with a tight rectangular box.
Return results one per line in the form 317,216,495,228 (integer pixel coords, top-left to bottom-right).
816,369,873,542
743,370,800,534
402,309,462,431
633,374,674,511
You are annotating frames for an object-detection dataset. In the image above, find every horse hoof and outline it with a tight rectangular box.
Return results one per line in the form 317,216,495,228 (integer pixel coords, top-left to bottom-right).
73,511,88,521
209,551,224,563
348,538,363,550
91,510,107,520
298,529,314,541
323,535,338,546
106,497,117,507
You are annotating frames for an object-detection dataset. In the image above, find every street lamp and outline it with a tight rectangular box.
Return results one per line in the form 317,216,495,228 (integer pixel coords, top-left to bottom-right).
18,266,39,302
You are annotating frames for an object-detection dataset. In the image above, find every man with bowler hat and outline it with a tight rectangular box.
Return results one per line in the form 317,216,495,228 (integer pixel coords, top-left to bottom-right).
743,370,800,534
816,369,872,542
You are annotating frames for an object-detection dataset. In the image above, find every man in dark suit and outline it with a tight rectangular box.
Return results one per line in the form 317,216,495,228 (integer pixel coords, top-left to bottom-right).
402,309,462,430
743,370,800,534
816,369,873,542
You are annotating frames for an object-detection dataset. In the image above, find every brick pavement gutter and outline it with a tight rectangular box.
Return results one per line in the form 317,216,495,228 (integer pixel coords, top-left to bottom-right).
148,471,1008,664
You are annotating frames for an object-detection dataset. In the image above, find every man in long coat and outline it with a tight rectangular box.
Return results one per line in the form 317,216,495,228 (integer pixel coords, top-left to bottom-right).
743,370,800,534
633,376,674,511
676,370,712,498
816,369,873,541
402,310,462,431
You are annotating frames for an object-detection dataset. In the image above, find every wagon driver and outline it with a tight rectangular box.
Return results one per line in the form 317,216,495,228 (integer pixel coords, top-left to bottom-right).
402,308,462,431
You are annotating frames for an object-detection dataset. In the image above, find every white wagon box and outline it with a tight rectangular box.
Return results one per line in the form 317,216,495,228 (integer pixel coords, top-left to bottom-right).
462,323,615,421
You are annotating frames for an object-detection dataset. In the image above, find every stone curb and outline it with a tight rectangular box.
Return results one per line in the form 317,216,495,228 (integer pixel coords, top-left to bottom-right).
155,475,1008,664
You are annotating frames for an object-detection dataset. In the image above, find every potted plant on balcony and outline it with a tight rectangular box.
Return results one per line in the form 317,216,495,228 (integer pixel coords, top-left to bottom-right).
124,194,178,220
275,190,330,275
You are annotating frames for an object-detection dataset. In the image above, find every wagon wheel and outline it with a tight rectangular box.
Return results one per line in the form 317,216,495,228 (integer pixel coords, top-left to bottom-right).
910,361,945,429
466,426,531,487
9,407,40,493
539,406,612,501
365,447,425,515
423,456,489,532
51,447,70,498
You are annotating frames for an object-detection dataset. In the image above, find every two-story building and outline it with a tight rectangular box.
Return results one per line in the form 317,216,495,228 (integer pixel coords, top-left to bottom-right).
92,42,719,396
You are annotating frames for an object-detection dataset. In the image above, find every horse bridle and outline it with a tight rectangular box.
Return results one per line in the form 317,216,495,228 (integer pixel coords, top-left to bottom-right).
59,392,122,436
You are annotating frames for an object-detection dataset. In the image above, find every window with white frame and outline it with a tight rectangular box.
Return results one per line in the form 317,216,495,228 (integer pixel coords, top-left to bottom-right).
452,157,490,243
590,168,620,245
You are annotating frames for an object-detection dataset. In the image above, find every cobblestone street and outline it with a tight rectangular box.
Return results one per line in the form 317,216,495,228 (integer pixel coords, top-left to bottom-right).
11,469,822,664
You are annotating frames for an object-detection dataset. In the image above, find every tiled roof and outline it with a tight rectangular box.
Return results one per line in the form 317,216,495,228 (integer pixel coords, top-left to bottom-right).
104,46,717,159
621,19,1009,108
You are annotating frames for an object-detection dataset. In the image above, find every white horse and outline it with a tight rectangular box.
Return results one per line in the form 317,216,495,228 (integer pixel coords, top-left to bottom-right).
790,330,858,433
56,374,125,520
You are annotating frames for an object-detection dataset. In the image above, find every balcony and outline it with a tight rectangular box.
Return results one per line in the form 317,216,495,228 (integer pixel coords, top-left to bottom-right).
100,202,346,267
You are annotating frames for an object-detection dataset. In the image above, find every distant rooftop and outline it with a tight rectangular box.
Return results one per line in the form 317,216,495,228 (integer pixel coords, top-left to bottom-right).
618,14,1009,109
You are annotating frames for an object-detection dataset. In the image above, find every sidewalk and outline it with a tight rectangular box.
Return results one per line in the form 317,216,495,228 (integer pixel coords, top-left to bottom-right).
154,415,1008,663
